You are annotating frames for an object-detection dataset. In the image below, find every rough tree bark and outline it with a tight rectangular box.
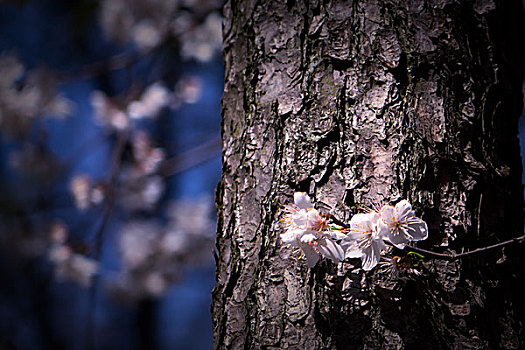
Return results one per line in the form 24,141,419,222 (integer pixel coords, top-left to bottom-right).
213,0,525,348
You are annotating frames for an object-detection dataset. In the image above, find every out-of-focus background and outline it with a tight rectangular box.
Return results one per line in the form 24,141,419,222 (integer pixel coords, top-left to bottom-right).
0,0,223,349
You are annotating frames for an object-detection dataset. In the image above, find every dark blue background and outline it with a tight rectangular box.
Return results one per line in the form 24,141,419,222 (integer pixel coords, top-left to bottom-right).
0,1,222,349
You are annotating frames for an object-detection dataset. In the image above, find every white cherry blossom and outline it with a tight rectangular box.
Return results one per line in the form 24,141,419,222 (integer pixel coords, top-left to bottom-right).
347,212,386,271
379,200,428,249
281,193,326,233
294,191,312,210
281,192,344,267
281,193,430,271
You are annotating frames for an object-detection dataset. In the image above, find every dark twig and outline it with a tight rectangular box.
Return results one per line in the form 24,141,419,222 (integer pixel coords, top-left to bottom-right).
86,130,128,350
159,135,221,177
402,235,525,261
56,52,141,82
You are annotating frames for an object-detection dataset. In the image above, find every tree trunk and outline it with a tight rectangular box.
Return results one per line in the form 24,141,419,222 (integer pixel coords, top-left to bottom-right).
213,0,525,348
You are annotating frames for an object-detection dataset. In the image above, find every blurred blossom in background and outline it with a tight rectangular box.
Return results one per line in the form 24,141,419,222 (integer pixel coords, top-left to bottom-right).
0,0,223,349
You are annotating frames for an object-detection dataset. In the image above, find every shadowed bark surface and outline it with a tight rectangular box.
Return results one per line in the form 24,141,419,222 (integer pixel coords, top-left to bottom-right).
213,0,525,348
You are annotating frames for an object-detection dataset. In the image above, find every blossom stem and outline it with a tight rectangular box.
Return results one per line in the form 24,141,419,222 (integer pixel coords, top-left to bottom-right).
400,234,525,261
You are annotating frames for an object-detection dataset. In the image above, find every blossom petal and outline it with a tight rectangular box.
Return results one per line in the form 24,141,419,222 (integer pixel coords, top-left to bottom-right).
292,209,308,227
328,230,348,240
339,238,362,258
306,209,322,228
376,219,391,240
406,219,428,241
349,213,374,239
367,211,380,224
281,229,301,245
294,192,313,210
299,232,317,244
350,213,373,227
301,244,320,267
344,245,363,259
361,244,380,271
317,239,345,262
385,230,408,249
394,200,413,221
374,237,387,251
280,232,295,244
380,205,395,225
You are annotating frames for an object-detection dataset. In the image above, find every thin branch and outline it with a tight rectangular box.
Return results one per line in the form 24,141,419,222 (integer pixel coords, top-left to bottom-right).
55,38,170,83
87,130,128,350
402,234,525,261
56,52,141,82
158,135,221,177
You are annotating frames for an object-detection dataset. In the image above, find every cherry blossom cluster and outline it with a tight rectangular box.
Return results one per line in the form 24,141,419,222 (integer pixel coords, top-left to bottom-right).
99,0,222,61
110,197,215,300
281,192,428,271
0,53,72,138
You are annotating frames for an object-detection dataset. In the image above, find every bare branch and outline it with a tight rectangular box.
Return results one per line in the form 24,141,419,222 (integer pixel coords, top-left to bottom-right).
403,235,525,261
56,52,141,82
87,130,128,350
158,135,221,177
